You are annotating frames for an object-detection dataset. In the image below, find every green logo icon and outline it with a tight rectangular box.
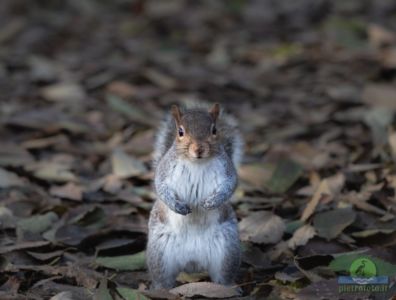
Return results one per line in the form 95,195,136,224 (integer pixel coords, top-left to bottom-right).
350,258,376,278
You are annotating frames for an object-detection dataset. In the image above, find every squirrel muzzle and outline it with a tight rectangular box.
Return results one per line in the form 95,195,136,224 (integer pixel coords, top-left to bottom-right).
188,141,210,159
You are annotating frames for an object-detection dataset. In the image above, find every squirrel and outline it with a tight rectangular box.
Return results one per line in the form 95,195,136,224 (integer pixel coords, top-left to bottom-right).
147,102,243,289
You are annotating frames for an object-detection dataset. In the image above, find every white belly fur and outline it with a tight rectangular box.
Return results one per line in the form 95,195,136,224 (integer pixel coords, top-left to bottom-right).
161,157,227,273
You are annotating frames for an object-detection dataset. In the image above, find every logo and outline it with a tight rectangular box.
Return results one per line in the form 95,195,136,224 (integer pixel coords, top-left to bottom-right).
337,257,389,293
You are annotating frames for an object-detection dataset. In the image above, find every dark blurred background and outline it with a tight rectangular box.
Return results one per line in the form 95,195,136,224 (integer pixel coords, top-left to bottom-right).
2,1,396,299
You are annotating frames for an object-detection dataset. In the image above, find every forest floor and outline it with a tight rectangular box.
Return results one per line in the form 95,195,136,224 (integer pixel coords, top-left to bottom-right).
2,1,396,299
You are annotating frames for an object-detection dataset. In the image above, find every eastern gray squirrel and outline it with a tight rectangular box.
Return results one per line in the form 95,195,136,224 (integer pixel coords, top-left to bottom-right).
147,103,243,289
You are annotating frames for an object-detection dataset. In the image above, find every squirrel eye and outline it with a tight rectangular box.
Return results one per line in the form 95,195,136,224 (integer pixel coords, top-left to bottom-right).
178,127,184,137
212,124,217,135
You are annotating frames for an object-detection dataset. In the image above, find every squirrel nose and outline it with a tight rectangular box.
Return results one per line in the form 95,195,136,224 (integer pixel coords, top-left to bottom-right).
196,148,203,158
189,143,205,159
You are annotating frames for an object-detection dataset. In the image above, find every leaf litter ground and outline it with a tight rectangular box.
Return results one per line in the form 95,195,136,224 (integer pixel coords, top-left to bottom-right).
1,1,396,299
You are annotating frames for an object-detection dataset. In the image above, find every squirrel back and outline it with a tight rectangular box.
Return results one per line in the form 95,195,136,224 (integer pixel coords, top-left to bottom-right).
152,102,243,168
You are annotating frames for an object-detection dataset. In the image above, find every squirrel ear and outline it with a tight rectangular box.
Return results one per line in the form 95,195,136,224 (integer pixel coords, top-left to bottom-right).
171,105,182,125
209,103,220,121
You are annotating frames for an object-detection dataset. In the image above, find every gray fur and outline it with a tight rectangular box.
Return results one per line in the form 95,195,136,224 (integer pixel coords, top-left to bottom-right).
147,103,243,289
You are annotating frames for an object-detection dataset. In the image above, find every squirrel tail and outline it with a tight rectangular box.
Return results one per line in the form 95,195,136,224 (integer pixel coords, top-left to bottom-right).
152,102,244,168
152,112,176,168
219,111,244,168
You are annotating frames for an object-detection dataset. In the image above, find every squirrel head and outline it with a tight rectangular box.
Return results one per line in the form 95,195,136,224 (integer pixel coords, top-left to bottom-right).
171,103,220,161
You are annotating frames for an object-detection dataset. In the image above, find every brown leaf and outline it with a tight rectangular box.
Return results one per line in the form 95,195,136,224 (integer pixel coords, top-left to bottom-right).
40,82,86,102
238,163,274,188
300,180,330,222
170,282,239,298
106,81,137,98
288,225,316,250
111,148,148,179
50,182,83,201
300,173,345,221
362,83,396,110
239,211,285,244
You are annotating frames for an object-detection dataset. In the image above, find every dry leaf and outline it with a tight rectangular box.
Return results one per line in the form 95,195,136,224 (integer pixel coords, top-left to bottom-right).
41,82,86,102
170,282,239,298
50,183,83,201
362,84,396,110
111,148,148,179
288,225,316,250
239,211,285,244
300,180,330,222
313,208,356,241
0,168,24,188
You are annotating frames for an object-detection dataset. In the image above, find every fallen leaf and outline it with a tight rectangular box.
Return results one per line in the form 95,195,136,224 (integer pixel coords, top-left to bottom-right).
27,250,64,262
27,162,77,183
242,244,271,268
170,282,239,298
177,272,208,283
389,131,396,161
143,68,177,89
300,180,330,222
50,291,73,300
106,81,137,98
288,225,316,250
17,212,59,235
50,183,83,201
362,83,396,110
368,24,395,49
95,251,146,271
351,228,395,238
0,241,51,254
313,208,356,240
0,168,24,188
239,163,275,188
94,279,113,300
116,287,150,300
111,148,148,179
106,94,155,126
5,108,89,134
363,107,394,146
41,82,86,102
0,143,34,167
296,279,340,300
239,211,285,244
21,135,69,150
265,159,302,193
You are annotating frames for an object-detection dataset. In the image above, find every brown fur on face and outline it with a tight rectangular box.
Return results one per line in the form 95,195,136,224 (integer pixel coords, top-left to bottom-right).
171,104,220,161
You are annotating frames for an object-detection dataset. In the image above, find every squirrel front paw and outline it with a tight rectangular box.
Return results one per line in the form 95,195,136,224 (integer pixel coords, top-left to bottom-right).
201,194,221,210
173,202,192,215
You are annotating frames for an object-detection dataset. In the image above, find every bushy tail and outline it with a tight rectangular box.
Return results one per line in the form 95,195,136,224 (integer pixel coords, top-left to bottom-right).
152,112,176,168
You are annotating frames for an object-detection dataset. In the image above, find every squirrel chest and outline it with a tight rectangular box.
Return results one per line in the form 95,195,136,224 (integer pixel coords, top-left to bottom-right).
157,157,229,272
165,157,224,210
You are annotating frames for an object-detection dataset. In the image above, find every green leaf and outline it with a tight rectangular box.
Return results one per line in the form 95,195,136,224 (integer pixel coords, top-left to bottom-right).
17,212,59,234
117,287,150,300
265,159,303,193
313,208,356,240
285,220,305,234
330,254,396,277
96,251,146,271
95,279,113,300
